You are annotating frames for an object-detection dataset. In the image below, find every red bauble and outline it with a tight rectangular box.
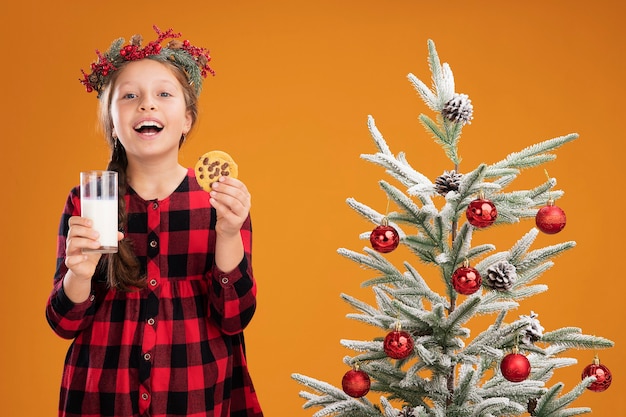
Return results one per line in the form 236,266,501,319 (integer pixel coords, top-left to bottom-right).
582,356,612,392
452,265,482,295
383,330,415,359
501,352,531,382
535,202,566,234
370,222,400,253
466,198,497,228
342,368,371,398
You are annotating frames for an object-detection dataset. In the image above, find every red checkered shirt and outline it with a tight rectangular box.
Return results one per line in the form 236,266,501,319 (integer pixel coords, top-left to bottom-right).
46,168,263,417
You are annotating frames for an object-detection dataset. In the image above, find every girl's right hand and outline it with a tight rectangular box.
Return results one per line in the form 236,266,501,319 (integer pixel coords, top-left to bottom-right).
64,216,104,282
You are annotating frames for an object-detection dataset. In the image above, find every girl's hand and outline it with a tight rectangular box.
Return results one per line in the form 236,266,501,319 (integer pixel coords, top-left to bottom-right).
63,216,124,303
64,217,125,281
64,216,104,281
209,177,251,237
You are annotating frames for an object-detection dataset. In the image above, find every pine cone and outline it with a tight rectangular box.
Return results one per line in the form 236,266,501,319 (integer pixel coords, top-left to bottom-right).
434,170,463,196
485,261,517,291
519,311,544,345
130,34,143,47
442,93,473,125
398,406,416,417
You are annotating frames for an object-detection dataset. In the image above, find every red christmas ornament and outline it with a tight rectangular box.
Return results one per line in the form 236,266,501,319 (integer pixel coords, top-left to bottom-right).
452,261,482,295
466,194,497,228
535,200,566,234
370,218,400,253
582,355,612,392
383,324,415,359
341,365,371,398
501,348,531,382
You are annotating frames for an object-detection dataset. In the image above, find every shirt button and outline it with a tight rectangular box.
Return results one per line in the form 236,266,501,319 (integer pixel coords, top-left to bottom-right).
152,201,159,210
141,393,149,401
221,276,229,284
149,279,158,287
147,318,155,326
149,240,158,248
144,353,151,361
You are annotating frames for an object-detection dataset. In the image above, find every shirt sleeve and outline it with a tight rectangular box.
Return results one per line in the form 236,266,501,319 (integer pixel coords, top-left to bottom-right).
45,188,101,339
207,214,257,335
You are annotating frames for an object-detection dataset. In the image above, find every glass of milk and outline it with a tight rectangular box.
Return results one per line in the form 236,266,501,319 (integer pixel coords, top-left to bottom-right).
80,170,119,253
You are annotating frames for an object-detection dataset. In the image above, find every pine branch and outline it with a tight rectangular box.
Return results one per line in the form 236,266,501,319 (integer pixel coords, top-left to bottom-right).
407,73,438,112
490,134,578,171
448,222,474,273
426,39,448,107
469,397,525,417
441,296,482,343
506,284,550,300
298,392,341,408
345,198,406,234
508,228,539,263
366,115,394,156
292,373,349,399
380,181,437,240
552,408,592,417
450,368,479,406
340,293,381,317
474,300,519,315
344,314,389,328
516,241,576,272
337,247,404,278
541,328,614,350
391,262,448,306
533,378,595,417
402,236,440,266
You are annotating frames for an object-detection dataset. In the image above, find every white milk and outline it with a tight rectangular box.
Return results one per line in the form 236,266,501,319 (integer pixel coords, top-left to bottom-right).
81,199,118,252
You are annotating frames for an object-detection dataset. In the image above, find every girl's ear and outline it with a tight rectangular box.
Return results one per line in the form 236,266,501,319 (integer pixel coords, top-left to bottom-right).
184,110,193,133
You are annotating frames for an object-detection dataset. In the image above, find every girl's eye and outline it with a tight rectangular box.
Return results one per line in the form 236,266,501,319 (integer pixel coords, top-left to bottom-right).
159,92,172,97
123,93,137,99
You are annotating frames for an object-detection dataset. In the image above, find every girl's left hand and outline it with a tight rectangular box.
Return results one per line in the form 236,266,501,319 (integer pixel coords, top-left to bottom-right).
209,176,251,236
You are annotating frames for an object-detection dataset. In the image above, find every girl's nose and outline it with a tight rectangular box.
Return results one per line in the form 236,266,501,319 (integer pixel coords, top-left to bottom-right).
139,97,156,111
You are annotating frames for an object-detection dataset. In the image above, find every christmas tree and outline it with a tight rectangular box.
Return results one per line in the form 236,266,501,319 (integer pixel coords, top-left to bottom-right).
291,40,614,417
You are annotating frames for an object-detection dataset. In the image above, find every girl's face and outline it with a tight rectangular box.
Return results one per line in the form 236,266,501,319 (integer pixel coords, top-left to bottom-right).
110,59,193,164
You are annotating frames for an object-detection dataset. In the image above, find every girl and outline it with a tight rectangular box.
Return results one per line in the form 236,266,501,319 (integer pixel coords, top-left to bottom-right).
46,26,263,417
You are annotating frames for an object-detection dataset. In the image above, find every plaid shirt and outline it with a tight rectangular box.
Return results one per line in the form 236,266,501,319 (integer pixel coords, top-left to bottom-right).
46,168,263,417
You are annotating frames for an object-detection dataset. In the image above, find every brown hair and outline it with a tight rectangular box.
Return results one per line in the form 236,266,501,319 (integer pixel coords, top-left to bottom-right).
97,57,199,291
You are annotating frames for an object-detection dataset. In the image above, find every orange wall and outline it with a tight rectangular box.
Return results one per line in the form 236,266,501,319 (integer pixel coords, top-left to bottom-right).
1,1,624,416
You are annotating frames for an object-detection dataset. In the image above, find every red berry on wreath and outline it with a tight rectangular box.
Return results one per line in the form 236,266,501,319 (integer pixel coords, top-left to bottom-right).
582,355,612,392
535,200,566,234
452,260,482,295
466,193,497,228
341,364,371,398
370,218,399,253
383,324,414,360
501,347,531,382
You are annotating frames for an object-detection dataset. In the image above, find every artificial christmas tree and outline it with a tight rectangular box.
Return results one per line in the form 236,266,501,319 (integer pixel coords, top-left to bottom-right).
292,40,614,417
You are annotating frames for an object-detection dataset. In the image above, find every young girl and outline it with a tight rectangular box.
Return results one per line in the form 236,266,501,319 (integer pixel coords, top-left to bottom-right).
46,26,263,417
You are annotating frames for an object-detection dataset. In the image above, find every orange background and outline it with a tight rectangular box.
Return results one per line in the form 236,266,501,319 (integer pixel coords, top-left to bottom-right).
1,1,624,416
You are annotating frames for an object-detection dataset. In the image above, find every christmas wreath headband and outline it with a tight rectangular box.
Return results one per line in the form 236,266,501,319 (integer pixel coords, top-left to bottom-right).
80,25,215,98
